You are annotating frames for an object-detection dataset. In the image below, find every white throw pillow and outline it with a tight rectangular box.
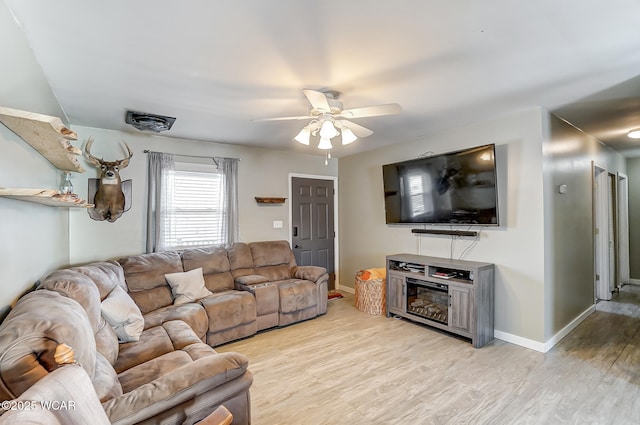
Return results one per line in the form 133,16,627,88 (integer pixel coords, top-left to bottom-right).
165,267,213,305
101,286,144,343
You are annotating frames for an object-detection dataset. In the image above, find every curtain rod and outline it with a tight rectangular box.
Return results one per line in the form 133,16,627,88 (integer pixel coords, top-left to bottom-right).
143,149,240,161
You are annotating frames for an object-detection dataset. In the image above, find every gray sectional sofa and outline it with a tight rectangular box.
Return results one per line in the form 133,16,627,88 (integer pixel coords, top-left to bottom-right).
0,240,329,424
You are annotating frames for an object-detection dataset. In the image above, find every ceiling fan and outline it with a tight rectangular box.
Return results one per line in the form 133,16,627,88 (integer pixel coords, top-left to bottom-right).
256,89,401,149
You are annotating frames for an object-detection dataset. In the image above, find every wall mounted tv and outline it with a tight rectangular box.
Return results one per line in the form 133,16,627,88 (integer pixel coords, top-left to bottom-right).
382,144,499,226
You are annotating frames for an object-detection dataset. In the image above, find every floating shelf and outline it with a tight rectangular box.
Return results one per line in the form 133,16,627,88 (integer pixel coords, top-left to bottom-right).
0,188,93,208
0,106,84,172
255,197,287,204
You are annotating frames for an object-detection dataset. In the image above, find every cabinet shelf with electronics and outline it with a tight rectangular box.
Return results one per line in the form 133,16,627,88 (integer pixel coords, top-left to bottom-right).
386,253,494,348
0,106,92,208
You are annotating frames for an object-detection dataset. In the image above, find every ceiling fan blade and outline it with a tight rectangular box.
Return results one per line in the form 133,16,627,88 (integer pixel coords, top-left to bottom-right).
303,89,331,113
253,115,312,122
338,103,401,119
337,119,374,138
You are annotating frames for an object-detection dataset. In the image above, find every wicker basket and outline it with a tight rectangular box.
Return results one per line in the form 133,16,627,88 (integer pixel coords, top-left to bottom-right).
354,270,386,315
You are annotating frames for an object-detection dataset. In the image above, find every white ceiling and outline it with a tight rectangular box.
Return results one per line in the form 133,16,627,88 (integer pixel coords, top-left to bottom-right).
6,0,640,157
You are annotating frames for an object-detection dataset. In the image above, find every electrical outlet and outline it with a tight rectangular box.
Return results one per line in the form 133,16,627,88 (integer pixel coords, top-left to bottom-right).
273,220,283,229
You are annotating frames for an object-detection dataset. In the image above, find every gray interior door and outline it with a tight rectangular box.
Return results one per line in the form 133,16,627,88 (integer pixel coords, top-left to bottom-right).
291,177,335,289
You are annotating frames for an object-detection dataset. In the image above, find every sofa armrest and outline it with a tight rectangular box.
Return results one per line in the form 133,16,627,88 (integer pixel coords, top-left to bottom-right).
234,274,269,286
0,365,110,425
103,352,250,425
293,265,327,283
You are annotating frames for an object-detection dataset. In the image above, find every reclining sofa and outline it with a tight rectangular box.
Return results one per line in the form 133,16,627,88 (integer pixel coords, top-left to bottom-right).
0,240,328,424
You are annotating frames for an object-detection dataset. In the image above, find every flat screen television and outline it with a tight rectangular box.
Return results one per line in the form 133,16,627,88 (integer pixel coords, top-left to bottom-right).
382,144,499,225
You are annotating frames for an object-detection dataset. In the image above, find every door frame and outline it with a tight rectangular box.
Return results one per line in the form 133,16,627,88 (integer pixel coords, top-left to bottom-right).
593,162,611,301
289,173,340,289
617,172,630,287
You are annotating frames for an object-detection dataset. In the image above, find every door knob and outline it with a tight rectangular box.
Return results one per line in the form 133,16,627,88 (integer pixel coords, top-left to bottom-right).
294,244,301,249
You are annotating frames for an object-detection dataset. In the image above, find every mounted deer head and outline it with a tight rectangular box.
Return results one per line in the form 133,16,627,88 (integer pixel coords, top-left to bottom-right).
85,137,133,222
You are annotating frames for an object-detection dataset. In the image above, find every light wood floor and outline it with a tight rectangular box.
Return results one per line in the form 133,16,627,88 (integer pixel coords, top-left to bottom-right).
217,286,640,424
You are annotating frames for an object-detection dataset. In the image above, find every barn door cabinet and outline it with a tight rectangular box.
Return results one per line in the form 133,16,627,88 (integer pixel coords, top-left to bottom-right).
386,253,494,348
0,106,92,208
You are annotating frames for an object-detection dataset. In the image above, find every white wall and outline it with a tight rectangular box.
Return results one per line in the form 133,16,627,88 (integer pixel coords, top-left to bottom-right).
338,108,547,343
0,0,73,318
68,126,338,264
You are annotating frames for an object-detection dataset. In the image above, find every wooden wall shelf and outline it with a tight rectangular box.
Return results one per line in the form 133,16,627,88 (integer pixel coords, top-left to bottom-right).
255,197,287,204
0,107,91,209
0,106,84,172
0,188,93,208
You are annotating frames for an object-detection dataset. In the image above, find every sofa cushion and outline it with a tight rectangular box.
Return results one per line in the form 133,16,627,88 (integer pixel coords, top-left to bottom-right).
249,240,296,268
253,265,291,282
182,246,236,292
142,302,208,341
93,352,123,402
0,290,96,401
119,252,182,314
103,351,250,425
117,350,193,394
72,261,127,299
39,268,120,365
249,241,296,281
101,286,144,343
165,268,213,305
95,320,119,366
275,279,318,313
114,320,201,374
227,242,255,278
199,291,256,334
39,269,103,333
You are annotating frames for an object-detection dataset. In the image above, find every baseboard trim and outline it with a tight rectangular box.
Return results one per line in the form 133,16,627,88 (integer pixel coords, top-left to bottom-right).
542,304,595,352
494,330,547,353
336,284,354,295
628,278,640,285
494,304,595,353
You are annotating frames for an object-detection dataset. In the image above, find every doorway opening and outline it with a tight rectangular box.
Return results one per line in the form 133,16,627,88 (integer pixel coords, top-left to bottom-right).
593,164,628,301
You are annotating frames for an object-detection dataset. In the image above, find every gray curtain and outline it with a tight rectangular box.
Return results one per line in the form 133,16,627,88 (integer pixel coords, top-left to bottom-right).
146,152,174,253
218,157,239,245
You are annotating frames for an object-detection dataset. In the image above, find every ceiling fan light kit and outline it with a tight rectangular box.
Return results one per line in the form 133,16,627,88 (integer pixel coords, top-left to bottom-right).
318,137,333,150
294,127,311,145
259,89,401,156
341,127,358,145
627,128,640,139
319,119,339,139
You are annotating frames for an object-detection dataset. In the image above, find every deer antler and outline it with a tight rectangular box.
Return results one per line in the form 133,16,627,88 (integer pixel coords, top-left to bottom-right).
118,141,133,169
84,138,133,168
84,137,103,167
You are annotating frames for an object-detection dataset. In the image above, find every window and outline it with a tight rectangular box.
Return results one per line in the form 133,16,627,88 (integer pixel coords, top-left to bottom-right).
162,162,228,250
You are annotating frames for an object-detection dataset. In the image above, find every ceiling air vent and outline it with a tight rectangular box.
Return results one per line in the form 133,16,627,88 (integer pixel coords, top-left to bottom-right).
125,110,176,132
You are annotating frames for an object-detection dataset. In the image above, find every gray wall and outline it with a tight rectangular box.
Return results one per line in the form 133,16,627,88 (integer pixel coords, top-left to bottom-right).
543,113,626,340
627,157,640,279
0,0,72,318
338,108,548,344
68,126,338,264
